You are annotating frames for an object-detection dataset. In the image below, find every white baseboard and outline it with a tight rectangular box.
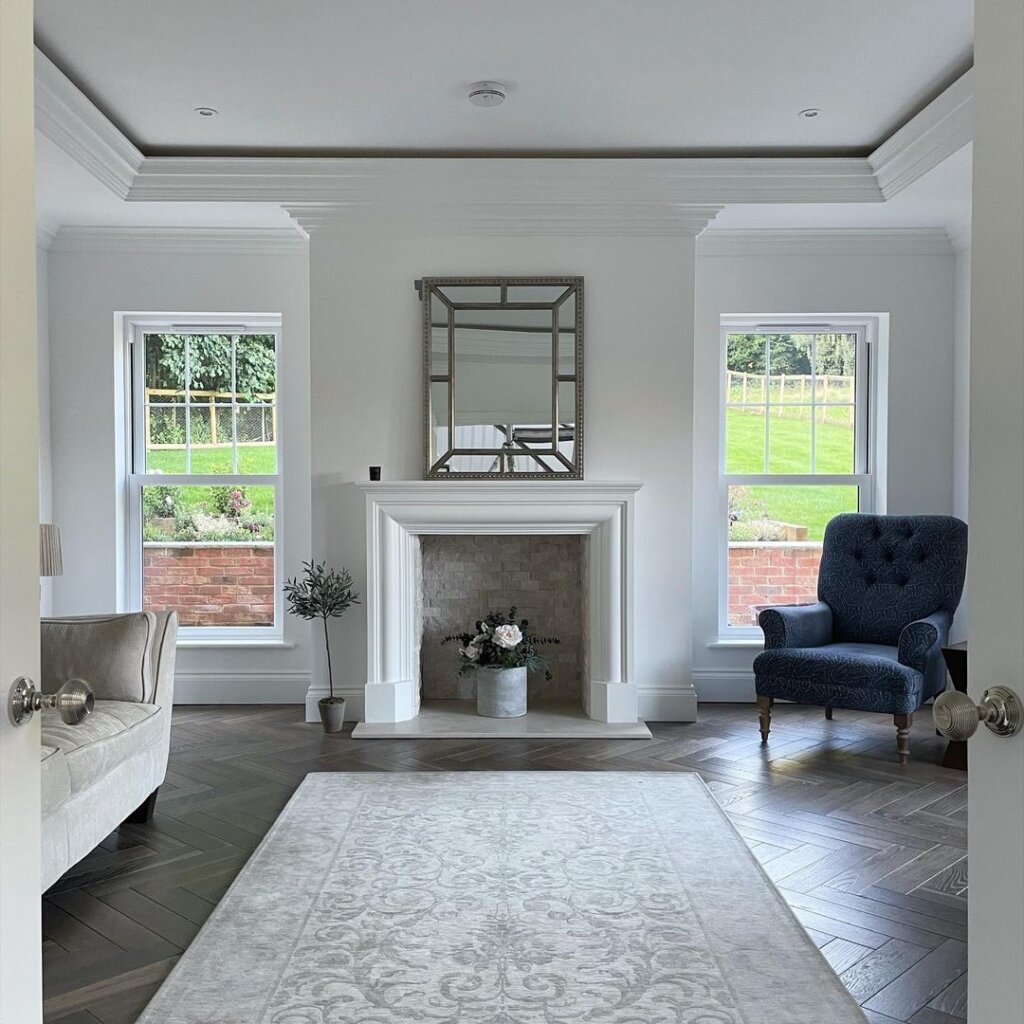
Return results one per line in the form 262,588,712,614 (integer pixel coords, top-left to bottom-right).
306,683,365,723
692,668,756,702
174,670,310,705
638,685,699,722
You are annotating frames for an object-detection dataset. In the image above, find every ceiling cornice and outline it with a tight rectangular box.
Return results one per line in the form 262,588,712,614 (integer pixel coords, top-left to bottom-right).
33,45,972,234
869,68,972,199
48,225,308,255
284,199,726,236
126,155,882,208
34,48,142,198
696,228,953,257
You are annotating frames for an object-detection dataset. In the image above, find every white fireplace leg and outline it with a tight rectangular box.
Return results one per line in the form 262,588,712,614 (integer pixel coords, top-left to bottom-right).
589,681,639,723
364,680,417,723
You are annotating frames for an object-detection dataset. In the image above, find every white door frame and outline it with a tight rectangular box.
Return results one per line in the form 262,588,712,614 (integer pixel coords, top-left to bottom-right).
967,0,1024,1019
0,0,44,1020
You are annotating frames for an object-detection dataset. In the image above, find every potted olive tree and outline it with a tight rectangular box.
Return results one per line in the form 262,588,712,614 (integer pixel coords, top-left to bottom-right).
284,560,359,733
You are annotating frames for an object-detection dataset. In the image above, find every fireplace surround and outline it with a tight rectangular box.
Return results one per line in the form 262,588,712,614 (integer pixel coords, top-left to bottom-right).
351,481,642,730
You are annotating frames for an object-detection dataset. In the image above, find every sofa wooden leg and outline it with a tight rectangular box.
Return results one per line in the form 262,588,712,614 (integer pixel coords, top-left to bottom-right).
894,714,912,765
824,706,833,720
758,696,773,743
124,788,159,825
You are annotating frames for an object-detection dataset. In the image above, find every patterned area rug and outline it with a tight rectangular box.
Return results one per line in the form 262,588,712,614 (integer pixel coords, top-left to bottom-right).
138,772,867,1023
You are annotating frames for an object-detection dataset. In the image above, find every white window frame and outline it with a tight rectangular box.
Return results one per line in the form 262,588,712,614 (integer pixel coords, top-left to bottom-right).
125,313,284,644
718,315,876,639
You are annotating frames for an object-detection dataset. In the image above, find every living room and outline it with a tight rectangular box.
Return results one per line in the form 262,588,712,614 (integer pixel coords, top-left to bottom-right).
1,2,1022,1023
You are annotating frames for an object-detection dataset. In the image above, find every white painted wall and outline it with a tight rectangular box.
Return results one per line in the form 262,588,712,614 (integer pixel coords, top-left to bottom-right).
37,244,54,614
308,233,696,721
46,247,312,700
950,245,971,641
693,249,957,698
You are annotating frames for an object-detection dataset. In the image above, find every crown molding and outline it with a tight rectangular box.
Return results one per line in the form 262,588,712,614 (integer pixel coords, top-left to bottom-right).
48,225,308,255
285,201,724,236
869,69,972,199
34,48,143,199
126,156,879,236
696,228,953,256
127,155,882,210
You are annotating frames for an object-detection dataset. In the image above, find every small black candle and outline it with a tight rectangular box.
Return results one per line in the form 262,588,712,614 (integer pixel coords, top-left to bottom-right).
369,466,381,481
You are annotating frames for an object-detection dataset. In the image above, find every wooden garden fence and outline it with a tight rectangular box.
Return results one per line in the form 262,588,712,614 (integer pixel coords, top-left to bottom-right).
145,388,277,449
726,371,854,425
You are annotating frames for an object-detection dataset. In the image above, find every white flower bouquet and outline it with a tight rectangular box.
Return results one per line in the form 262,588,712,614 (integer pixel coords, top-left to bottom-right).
442,607,560,679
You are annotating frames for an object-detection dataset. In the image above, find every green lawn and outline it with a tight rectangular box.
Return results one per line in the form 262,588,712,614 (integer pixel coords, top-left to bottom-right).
147,444,276,476
726,408,858,540
144,445,276,536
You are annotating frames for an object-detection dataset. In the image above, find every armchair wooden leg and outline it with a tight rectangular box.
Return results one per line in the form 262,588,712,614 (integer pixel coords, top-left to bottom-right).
824,706,833,720
758,696,773,743
124,788,159,825
894,714,912,765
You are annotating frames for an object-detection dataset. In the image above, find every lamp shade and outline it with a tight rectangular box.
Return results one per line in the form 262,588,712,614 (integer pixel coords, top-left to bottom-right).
40,523,63,577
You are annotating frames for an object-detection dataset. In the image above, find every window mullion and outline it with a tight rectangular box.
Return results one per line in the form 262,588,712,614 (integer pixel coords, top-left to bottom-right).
231,334,239,474
763,336,770,472
184,335,192,474
810,335,817,474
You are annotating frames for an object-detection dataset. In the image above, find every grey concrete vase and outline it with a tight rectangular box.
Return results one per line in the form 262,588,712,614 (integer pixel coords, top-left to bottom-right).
318,698,347,733
476,666,527,718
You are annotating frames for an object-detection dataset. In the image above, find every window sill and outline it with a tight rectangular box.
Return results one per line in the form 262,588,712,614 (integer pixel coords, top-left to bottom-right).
707,636,764,649
176,638,293,650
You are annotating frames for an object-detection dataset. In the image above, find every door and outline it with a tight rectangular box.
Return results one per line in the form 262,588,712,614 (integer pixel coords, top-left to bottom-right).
968,1,1024,1020
0,0,43,1021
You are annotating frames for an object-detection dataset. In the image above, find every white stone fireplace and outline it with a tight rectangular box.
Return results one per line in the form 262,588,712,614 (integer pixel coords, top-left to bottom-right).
351,481,643,733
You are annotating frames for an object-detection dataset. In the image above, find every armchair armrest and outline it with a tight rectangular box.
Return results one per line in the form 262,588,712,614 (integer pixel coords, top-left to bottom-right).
758,601,833,649
898,611,950,674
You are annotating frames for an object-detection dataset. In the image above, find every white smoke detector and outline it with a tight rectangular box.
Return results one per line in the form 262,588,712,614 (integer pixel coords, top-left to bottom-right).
468,81,507,107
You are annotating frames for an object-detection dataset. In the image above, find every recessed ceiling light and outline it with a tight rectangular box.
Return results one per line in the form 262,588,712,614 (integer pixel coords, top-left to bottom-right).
194,106,219,117
798,108,821,119
467,82,506,108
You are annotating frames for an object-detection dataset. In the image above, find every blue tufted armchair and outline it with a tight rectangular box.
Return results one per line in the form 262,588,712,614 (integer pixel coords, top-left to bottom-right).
754,514,967,764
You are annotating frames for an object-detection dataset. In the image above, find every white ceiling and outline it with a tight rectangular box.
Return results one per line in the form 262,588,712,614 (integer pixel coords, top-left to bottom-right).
35,0,973,155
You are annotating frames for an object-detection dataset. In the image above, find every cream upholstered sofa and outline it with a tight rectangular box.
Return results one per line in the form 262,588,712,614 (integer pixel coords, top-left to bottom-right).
40,611,177,891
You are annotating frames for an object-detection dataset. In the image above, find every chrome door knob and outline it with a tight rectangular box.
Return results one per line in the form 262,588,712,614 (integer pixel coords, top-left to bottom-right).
9,677,94,727
933,686,1023,741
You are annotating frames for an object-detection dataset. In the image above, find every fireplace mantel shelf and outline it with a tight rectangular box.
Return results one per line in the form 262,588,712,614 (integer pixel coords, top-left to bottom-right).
354,480,643,496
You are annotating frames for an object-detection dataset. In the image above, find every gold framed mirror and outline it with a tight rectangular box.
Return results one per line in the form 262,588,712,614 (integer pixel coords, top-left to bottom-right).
421,276,584,479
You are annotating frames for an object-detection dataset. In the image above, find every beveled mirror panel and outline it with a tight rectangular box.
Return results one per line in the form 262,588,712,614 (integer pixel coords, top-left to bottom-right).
422,277,583,478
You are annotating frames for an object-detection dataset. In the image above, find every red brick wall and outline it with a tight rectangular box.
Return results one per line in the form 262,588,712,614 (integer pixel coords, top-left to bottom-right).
728,542,822,626
143,544,274,627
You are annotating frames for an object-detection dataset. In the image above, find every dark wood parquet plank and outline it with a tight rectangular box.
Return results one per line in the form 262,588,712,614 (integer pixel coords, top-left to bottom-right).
42,702,968,1023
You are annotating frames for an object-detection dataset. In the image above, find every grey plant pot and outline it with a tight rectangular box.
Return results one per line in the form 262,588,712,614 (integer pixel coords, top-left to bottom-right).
476,666,527,718
318,697,347,734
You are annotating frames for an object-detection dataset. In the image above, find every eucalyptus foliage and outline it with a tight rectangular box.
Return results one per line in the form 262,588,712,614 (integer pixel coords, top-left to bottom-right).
442,606,560,680
284,561,359,701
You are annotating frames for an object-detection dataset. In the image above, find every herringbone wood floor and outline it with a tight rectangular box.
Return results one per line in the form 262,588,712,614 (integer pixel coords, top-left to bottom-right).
42,703,968,1024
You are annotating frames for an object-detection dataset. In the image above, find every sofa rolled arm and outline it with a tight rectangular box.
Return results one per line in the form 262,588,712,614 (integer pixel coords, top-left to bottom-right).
898,611,950,674
758,601,833,649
